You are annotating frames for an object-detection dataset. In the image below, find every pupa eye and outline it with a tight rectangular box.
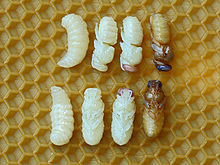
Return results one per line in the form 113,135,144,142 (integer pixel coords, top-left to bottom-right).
156,65,172,71
147,81,151,88
157,80,162,88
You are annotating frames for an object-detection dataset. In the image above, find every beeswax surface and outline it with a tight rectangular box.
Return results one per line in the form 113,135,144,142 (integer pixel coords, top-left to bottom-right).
0,0,219,164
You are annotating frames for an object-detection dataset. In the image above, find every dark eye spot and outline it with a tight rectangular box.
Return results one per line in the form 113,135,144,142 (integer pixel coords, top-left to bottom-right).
157,80,162,87
147,81,151,88
118,88,123,96
156,65,172,71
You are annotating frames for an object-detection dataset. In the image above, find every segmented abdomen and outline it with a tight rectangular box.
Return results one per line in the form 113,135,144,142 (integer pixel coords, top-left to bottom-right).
98,17,118,45
143,109,164,138
58,14,89,68
121,16,143,46
150,14,170,44
50,86,74,146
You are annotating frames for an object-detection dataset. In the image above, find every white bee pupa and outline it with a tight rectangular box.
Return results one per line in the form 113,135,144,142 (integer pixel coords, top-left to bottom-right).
82,88,104,145
92,17,118,72
120,16,143,72
111,88,136,145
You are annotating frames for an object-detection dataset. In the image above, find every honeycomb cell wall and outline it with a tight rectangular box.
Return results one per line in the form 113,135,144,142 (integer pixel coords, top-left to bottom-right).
0,0,219,164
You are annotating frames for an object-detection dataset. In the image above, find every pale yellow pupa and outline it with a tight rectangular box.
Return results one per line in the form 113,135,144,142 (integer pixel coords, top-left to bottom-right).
50,86,74,146
58,14,89,68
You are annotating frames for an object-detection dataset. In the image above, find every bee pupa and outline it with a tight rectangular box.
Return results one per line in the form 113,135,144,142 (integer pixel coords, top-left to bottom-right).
82,88,104,145
120,16,143,72
92,17,118,72
143,80,165,138
111,88,136,145
150,14,174,71
50,86,74,146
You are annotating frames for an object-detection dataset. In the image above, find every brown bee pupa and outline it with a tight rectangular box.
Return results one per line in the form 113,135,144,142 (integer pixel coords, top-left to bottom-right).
150,14,174,72
143,80,165,138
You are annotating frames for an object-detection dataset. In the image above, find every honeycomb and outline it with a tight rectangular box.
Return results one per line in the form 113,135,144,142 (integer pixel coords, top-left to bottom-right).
0,0,219,164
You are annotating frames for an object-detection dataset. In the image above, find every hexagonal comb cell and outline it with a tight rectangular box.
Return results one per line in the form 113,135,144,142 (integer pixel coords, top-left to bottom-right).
173,139,190,155
22,13,40,29
7,3,25,20
20,155,38,165
0,0,219,164
0,31,9,46
7,39,24,55
22,30,40,47
37,3,55,20
35,146,53,163
5,145,23,162
7,21,25,38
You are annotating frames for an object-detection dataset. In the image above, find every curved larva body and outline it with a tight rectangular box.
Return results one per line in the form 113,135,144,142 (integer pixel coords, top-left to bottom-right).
150,14,170,44
143,80,165,138
92,17,118,72
50,86,74,146
120,16,143,72
150,14,173,72
58,14,89,68
111,88,136,145
82,88,104,145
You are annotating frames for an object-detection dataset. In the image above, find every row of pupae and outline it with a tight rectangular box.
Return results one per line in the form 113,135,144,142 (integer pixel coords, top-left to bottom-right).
50,87,135,146
50,80,165,146
58,13,173,72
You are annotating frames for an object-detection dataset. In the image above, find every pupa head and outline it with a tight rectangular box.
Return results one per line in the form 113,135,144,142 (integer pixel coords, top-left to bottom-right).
147,80,162,89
